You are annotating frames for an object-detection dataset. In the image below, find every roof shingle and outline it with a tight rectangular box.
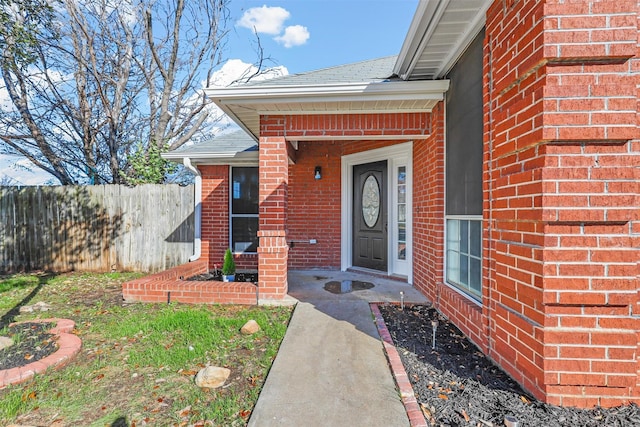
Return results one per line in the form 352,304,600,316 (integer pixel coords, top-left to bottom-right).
241,56,399,87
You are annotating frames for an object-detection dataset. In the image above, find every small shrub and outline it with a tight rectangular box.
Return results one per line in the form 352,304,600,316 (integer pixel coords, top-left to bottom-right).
222,248,236,276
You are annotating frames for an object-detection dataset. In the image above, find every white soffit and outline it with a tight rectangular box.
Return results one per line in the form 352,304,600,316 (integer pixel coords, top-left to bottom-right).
394,0,491,80
206,80,450,140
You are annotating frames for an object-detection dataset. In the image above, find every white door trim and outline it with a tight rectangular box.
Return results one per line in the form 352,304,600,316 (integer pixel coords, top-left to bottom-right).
341,141,413,284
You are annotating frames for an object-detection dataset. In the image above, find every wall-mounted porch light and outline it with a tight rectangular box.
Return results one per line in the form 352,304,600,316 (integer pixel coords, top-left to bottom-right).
314,166,322,180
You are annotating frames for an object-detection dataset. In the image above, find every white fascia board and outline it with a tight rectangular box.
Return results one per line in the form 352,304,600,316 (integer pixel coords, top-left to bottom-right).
162,151,259,165
393,0,449,80
206,80,450,106
394,0,491,80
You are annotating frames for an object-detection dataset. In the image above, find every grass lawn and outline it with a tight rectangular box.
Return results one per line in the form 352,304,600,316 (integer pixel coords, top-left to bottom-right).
0,272,293,426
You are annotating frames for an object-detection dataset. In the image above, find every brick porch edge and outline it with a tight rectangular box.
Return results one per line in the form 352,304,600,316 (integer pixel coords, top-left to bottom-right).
370,303,428,427
0,318,81,389
122,260,258,305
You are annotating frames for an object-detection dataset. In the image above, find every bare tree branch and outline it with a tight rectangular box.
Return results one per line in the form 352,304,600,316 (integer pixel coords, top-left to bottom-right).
0,0,266,184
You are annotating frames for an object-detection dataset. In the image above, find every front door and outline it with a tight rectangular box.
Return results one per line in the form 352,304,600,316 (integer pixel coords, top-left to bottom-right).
353,161,387,271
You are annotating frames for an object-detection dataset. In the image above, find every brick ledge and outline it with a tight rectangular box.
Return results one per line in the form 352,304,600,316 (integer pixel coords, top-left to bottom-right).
370,303,428,427
0,318,81,389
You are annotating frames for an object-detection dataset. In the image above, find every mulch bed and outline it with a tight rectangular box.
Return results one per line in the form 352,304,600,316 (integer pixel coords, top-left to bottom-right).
0,322,57,371
379,304,640,427
187,271,258,282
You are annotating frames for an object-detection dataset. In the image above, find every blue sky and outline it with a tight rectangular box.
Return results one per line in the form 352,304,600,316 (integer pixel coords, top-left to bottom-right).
0,0,419,185
227,0,419,74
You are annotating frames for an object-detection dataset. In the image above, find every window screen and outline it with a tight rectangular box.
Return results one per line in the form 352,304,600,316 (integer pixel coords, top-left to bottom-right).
445,29,484,216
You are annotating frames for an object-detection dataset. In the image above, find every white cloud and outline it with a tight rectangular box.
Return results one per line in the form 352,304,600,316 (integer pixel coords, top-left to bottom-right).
236,6,310,48
237,6,290,35
274,25,310,48
183,59,289,142
0,154,57,186
208,58,288,87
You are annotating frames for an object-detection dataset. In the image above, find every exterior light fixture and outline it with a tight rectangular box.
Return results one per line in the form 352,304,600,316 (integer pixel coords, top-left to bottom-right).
314,166,322,180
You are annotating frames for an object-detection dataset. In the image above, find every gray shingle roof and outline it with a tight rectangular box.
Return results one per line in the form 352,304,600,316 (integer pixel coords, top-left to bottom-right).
243,56,399,87
168,129,256,157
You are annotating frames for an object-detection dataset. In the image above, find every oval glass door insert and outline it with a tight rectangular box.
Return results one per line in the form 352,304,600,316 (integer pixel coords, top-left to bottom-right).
362,175,380,228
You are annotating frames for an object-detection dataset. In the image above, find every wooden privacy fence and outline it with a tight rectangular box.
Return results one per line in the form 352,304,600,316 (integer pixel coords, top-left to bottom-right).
0,184,195,273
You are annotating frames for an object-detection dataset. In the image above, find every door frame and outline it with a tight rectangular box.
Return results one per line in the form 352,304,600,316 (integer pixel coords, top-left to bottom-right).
341,141,413,283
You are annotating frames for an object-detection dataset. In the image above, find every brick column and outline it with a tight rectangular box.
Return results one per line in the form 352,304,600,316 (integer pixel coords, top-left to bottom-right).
257,133,289,300
486,0,640,407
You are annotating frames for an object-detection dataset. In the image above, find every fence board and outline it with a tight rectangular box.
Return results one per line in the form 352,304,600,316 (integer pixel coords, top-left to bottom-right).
0,184,195,273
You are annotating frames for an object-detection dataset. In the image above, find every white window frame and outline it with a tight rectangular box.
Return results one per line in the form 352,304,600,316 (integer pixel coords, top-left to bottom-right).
444,215,483,302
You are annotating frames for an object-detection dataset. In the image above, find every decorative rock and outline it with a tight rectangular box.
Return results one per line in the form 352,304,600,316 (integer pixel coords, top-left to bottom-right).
194,366,230,389
33,301,51,311
241,320,261,335
0,336,13,350
18,301,52,313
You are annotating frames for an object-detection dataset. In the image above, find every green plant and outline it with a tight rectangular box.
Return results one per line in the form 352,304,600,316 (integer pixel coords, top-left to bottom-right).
120,141,177,185
221,248,236,276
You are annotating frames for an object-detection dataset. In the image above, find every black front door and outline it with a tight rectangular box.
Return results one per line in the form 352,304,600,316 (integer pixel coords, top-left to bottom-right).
353,161,387,271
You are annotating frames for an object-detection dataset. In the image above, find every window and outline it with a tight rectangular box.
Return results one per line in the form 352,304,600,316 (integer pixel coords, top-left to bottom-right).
446,219,481,299
445,29,484,300
397,166,407,260
231,167,258,253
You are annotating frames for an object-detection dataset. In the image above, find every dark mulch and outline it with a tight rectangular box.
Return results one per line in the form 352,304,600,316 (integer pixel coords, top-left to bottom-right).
187,271,259,283
379,304,640,427
0,322,57,371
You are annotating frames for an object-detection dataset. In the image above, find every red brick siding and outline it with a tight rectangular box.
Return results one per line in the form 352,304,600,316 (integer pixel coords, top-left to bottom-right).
342,139,411,156
287,141,342,269
192,5,640,405
286,136,424,270
269,112,435,272
412,104,443,301
257,135,290,299
199,165,258,271
543,0,637,62
200,165,229,268
487,0,640,407
261,113,432,139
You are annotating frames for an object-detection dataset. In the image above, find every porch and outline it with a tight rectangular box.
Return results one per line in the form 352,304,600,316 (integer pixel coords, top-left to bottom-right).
122,262,426,306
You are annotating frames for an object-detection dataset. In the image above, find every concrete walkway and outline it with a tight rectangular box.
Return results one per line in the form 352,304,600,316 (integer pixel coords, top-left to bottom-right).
248,270,429,427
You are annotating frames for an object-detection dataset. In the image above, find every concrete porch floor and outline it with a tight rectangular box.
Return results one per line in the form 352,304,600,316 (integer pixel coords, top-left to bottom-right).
249,270,429,427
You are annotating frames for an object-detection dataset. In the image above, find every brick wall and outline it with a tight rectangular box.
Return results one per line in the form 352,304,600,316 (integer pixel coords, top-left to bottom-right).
485,0,548,400
262,113,436,274
261,113,432,139
486,0,640,407
257,134,290,299
411,101,490,355
200,165,259,272
286,138,414,269
411,104,444,307
287,141,342,269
